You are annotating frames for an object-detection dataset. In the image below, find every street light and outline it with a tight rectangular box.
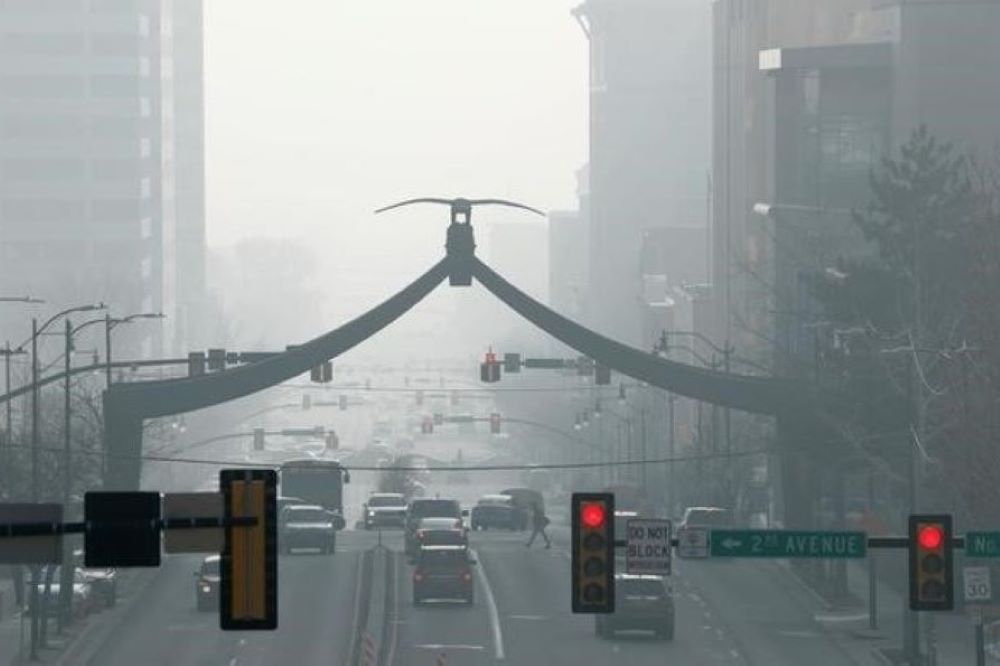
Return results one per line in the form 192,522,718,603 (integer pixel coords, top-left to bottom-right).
20,303,105,503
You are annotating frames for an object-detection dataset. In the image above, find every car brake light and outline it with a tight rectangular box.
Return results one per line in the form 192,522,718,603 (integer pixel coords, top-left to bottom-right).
417,530,425,539
462,571,472,582
414,572,423,582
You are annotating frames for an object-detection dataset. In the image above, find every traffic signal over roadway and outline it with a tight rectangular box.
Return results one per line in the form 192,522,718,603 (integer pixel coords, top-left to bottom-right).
571,492,615,614
908,514,954,611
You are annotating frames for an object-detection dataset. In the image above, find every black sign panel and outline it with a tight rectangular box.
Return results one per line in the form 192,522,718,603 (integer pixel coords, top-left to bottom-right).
0,503,63,564
84,492,161,567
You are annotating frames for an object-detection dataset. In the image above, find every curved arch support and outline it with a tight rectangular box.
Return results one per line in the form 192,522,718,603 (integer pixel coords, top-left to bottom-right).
103,258,450,489
470,256,808,416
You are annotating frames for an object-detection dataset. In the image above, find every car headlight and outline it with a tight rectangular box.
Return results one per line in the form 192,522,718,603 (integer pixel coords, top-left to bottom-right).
368,510,376,517
201,585,211,593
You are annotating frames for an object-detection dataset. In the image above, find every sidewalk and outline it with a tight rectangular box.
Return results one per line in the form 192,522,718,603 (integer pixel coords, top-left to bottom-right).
788,553,989,665
0,569,158,666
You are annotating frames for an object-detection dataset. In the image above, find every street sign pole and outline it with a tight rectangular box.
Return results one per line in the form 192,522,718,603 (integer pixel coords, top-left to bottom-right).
869,554,878,630
975,614,985,666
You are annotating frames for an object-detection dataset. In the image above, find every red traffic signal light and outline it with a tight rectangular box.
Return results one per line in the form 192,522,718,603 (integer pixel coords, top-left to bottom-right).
571,492,615,614
581,502,606,529
908,514,953,611
917,524,944,550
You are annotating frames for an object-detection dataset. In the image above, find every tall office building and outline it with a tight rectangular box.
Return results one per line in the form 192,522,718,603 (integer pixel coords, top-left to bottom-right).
573,0,711,347
0,0,205,358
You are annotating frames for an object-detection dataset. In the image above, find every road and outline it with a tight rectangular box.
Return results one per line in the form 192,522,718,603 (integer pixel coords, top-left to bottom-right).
74,520,871,666
70,391,872,666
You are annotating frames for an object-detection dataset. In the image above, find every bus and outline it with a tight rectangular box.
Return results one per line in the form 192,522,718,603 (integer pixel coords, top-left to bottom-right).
279,459,349,530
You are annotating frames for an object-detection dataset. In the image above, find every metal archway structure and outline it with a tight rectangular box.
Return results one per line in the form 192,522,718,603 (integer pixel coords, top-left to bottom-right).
103,206,813,491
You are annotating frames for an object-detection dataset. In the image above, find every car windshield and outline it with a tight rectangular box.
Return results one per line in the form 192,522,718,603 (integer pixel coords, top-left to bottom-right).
685,509,731,527
409,500,460,519
285,508,329,522
418,549,468,567
368,496,405,507
420,518,460,530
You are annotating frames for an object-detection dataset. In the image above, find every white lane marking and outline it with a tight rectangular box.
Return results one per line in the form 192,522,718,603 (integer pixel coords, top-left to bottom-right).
414,644,485,651
507,614,546,621
345,550,366,666
385,552,400,666
471,548,506,661
814,612,869,623
776,629,820,639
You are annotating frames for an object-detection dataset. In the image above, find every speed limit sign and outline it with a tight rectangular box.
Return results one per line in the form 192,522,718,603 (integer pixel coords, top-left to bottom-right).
963,566,992,603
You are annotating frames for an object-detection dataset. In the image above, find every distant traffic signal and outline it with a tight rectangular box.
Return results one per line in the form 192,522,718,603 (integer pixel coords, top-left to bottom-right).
208,348,227,372
338,394,347,411
503,353,521,373
220,469,277,630
252,428,265,451
416,390,424,406
302,394,311,410
325,430,339,450
310,361,332,383
421,416,434,434
908,514,953,611
595,363,611,385
480,349,501,383
489,413,501,434
188,352,206,377
571,492,615,614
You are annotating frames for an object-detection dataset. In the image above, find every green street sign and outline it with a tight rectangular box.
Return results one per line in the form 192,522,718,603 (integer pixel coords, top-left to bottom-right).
966,532,1000,558
710,530,867,559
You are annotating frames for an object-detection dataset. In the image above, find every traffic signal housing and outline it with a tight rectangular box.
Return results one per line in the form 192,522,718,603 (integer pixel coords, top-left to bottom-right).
571,492,615,614
489,412,501,434
480,349,501,383
908,514,953,611
252,428,265,451
310,361,332,383
220,469,277,630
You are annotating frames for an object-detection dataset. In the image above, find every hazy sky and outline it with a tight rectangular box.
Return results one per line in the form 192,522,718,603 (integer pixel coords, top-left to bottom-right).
204,0,588,262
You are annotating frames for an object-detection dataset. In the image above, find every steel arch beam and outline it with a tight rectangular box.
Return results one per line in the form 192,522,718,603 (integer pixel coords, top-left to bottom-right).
470,256,808,416
103,258,450,489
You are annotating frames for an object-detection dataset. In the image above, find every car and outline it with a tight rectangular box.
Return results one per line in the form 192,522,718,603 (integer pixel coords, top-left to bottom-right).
405,498,466,556
363,492,408,529
280,504,337,554
594,574,674,640
73,548,117,609
277,495,309,516
412,545,476,605
30,566,95,619
194,555,221,612
470,494,522,531
412,517,468,555
499,487,541,529
679,506,732,531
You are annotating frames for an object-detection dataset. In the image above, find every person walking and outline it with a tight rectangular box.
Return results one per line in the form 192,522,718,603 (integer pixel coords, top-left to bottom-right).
525,502,551,549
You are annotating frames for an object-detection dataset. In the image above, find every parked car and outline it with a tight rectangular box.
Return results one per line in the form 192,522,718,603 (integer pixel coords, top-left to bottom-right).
194,555,221,612
73,548,117,609
470,494,524,531
595,574,674,640
30,566,95,619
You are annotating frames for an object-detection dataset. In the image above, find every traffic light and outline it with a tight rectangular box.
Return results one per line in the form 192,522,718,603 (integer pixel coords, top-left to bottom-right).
576,356,594,377
220,469,277,630
908,514,953,611
188,352,206,377
480,350,501,383
208,348,227,372
325,430,339,450
421,416,434,434
503,353,521,373
310,361,332,383
595,363,611,385
416,390,424,406
571,492,615,614
338,394,347,411
252,428,265,451
489,412,501,434
450,391,458,406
